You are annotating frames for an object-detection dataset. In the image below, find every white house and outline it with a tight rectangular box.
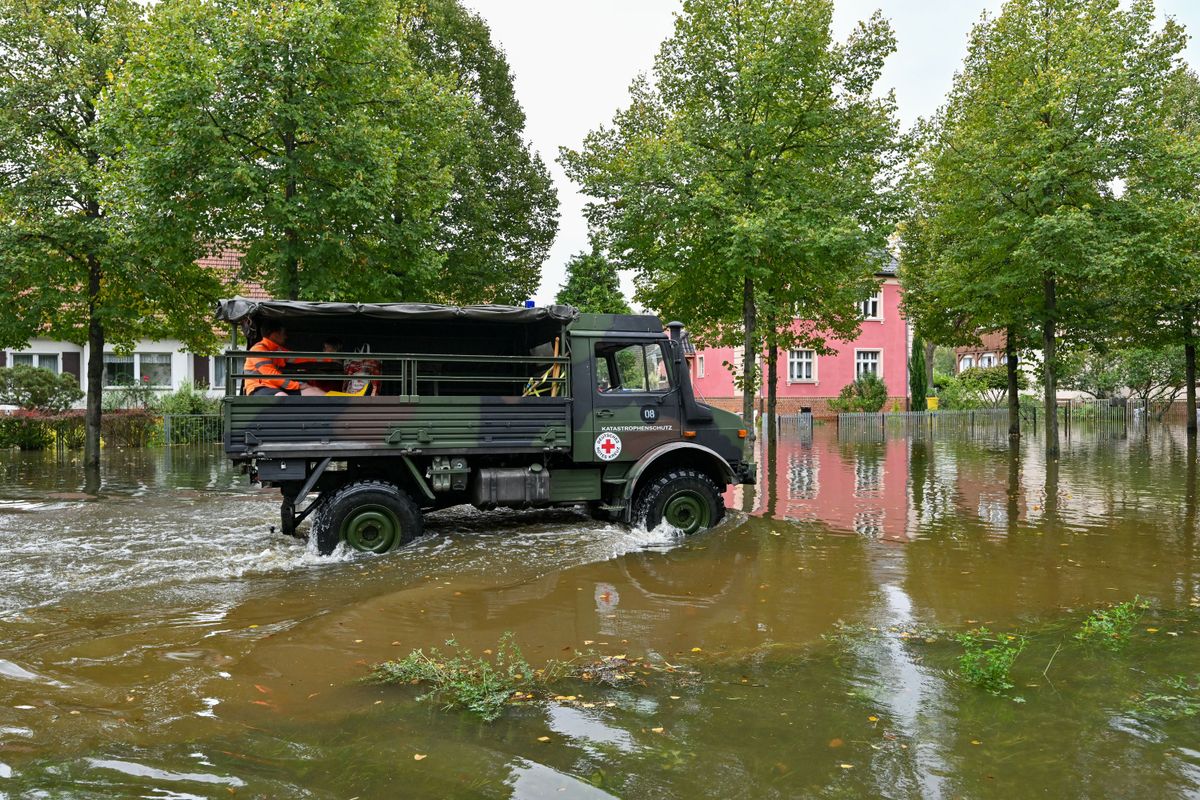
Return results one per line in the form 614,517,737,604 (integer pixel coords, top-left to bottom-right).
1,248,259,399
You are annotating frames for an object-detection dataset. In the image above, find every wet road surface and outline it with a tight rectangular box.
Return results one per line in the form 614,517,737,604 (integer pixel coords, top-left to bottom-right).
1,425,1199,798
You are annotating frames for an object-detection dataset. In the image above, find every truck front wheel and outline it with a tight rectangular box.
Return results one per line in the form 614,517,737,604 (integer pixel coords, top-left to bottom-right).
632,468,725,535
312,480,423,556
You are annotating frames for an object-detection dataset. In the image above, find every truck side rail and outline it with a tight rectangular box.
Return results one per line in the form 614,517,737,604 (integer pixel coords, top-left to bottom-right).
219,350,570,399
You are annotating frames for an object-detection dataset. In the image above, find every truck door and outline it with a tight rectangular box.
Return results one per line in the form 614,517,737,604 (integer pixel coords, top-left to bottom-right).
590,340,682,464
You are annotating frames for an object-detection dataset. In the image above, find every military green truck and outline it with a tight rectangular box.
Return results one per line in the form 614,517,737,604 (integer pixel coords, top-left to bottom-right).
217,299,754,554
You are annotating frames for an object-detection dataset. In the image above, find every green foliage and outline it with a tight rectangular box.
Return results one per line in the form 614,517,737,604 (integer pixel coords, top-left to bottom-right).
0,408,158,450
556,247,631,314
102,377,158,411
0,411,55,450
956,627,1026,695
0,0,223,462
1063,346,1187,413
909,336,927,402
369,633,563,722
405,0,559,305
1076,598,1147,651
561,0,903,412
829,373,889,413
1130,675,1200,721
0,366,82,413
156,382,220,416
111,0,464,302
901,0,1188,449
959,365,1026,407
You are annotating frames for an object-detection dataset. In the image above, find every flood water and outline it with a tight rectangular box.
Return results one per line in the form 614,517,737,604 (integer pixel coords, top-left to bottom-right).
1,424,1198,799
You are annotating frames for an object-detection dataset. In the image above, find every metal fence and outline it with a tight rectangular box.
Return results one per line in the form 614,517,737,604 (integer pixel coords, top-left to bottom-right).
837,398,1152,442
162,414,223,446
772,413,814,436
837,408,1013,442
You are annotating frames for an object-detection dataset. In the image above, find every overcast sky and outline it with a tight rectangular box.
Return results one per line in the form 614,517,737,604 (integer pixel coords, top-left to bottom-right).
462,0,1200,305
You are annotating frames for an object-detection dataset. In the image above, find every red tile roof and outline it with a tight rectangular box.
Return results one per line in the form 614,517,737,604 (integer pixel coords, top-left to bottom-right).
198,246,270,300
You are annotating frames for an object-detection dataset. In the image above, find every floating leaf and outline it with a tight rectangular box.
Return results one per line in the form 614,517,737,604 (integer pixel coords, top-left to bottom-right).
413,754,427,761
537,736,551,742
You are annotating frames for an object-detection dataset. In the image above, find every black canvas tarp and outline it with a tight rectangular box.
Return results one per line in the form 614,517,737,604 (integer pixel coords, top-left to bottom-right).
216,298,579,325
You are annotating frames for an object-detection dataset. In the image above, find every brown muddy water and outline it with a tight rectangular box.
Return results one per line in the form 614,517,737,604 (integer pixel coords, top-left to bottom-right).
1,424,1198,799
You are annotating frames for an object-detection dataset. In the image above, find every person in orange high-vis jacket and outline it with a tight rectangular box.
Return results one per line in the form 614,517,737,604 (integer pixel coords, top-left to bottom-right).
243,322,327,396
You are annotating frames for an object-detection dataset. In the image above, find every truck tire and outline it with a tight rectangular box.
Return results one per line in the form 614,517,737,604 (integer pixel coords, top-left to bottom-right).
632,468,725,535
312,480,423,556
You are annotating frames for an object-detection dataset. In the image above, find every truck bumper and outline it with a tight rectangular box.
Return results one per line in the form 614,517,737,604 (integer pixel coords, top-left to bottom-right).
732,460,757,485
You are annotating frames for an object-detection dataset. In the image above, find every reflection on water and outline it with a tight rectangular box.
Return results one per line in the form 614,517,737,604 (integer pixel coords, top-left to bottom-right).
0,425,1197,799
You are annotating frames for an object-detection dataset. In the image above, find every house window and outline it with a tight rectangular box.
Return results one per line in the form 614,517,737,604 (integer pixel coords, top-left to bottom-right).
859,292,882,320
213,355,228,389
140,353,172,387
102,353,172,387
960,355,974,370
103,354,136,386
9,353,58,373
787,349,815,382
855,350,881,377
697,354,705,379
980,353,995,368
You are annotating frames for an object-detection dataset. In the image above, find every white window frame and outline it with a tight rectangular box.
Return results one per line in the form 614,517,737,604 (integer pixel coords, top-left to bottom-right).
960,355,975,371
859,291,883,321
980,353,995,368
102,352,174,389
696,354,705,379
854,349,882,378
787,349,816,383
7,351,60,373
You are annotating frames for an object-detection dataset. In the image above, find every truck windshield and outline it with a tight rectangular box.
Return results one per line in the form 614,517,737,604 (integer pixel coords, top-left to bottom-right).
596,343,672,393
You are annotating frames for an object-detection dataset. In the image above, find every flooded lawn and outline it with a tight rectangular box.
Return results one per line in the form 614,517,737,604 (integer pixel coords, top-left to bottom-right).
1,425,1198,798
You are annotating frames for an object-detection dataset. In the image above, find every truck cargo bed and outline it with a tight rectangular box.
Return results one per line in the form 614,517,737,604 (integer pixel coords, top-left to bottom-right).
224,396,571,459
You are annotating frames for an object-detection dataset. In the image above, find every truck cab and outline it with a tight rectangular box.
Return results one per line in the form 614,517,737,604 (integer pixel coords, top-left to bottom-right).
217,299,754,554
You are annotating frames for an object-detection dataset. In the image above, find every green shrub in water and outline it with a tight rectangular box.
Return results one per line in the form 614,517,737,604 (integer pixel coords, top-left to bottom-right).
1075,598,1147,650
1131,675,1200,720
956,627,1026,695
369,633,568,721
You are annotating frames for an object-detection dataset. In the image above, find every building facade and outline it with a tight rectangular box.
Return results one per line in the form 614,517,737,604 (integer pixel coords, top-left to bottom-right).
690,267,910,418
0,248,263,398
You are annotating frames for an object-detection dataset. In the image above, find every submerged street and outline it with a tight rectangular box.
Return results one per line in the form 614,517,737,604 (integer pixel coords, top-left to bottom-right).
1,423,1198,798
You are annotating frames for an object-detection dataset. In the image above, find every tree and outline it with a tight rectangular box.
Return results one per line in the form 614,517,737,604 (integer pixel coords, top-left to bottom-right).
1116,69,1200,438
902,0,1186,454
405,0,559,305
111,0,464,302
960,365,1027,407
0,0,223,466
561,0,902,433
555,247,631,314
909,334,927,407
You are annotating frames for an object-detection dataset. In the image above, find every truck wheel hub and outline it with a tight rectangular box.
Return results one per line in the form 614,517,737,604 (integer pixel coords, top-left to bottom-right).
663,492,709,534
342,507,399,553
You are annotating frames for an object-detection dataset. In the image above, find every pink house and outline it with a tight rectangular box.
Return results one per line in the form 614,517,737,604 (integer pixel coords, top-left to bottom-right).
689,258,909,418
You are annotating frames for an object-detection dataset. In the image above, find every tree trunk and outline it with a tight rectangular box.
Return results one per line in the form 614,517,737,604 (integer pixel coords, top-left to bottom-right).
1042,277,1059,457
741,275,756,446
84,256,104,468
1006,326,1020,439
765,321,778,442
1185,310,1196,439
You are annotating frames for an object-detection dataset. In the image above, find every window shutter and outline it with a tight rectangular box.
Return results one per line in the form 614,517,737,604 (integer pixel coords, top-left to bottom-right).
193,355,210,388
61,352,81,381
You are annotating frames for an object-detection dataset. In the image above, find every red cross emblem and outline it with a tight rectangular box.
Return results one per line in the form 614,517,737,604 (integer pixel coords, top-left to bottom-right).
594,431,622,461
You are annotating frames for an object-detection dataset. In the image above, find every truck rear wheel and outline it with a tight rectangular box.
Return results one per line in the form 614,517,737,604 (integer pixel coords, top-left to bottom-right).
312,480,423,556
632,468,725,535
